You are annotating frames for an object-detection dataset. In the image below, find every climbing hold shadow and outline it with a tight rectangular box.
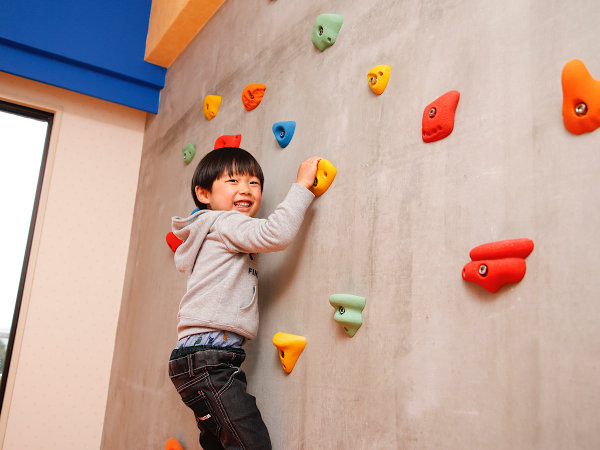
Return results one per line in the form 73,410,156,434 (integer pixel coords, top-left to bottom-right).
309,159,337,197
561,59,600,135
462,238,534,293
182,143,196,164
367,65,391,95
312,14,343,51
204,95,221,120
272,121,296,148
329,294,366,337
422,90,460,143
242,84,266,111
166,232,183,253
165,438,184,450
272,332,306,374
214,134,242,149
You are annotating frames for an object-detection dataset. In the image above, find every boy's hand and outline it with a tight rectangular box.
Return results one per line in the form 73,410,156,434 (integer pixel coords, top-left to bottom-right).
296,157,321,190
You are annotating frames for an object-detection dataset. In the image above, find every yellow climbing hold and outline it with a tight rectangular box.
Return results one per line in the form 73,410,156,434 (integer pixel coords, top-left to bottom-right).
310,159,337,197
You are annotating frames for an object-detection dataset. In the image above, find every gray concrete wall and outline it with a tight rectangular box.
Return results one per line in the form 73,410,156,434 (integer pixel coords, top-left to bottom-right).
102,0,600,448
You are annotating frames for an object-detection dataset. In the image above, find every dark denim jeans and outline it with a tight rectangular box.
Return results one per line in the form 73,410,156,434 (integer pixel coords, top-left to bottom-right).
169,347,272,450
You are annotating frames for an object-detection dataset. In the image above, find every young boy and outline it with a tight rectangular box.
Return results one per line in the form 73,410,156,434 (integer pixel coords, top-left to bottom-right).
168,147,320,449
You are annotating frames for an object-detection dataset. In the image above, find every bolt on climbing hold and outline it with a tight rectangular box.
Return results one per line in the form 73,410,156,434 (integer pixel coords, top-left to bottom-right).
214,134,242,149
422,90,460,143
575,102,588,117
462,238,534,293
272,332,307,374
203,95,221,120
182,143,196,164
478,264,488,276
367,65,391,95
242,84,266,111
309,159,337,197
312,14,343,51
329,294,366,337
272,121,296,148
562,59,600,134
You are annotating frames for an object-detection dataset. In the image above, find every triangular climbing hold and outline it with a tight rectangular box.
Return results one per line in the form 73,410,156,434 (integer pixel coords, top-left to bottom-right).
272,121,296,148
272,332,306,374
242,84,266,111
422,90,460,143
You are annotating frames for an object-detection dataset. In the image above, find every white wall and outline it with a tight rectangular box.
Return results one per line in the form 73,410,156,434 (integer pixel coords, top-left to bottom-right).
0,72,145,449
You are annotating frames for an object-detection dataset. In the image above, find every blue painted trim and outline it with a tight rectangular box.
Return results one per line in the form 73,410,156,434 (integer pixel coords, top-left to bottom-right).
0,38,163,113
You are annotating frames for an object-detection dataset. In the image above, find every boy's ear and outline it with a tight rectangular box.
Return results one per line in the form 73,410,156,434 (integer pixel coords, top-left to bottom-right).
195,186,210,205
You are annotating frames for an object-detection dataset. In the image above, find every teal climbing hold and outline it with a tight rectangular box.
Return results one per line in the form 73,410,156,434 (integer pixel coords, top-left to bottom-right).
272,121,296,148
329,294,366,337
312,14,343,51
182,143,196,164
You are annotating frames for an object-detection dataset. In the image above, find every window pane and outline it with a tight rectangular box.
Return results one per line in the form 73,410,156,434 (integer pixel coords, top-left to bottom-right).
0,106,50,384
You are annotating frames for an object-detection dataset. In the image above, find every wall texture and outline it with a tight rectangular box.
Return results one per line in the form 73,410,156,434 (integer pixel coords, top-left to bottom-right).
0,72,145,449
103,0,600,448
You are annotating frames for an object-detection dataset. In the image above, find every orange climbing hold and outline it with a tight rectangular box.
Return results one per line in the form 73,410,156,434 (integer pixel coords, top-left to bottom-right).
462,238,534,293
214,134,242,149
561,59,600,135
165,437,184,450
242,84,266,111
272,332,306,374
422,90,460,143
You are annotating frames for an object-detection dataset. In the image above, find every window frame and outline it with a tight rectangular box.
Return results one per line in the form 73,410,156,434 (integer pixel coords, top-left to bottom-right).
0,100,53,411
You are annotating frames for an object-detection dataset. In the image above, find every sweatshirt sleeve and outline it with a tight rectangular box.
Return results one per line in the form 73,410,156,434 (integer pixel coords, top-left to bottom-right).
214,183,315,253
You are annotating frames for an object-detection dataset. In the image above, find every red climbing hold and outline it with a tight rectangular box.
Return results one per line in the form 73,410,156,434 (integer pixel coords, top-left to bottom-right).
462,258,527,293
166,232,183,253
462,238,534,293
469,238,534,261
422,90,460,143
214,134,242,149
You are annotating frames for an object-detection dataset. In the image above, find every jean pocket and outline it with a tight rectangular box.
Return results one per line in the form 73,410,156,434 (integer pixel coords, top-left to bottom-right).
182,391,221,435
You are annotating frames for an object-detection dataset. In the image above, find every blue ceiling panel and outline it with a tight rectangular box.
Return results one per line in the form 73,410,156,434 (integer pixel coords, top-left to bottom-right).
0,0,166,113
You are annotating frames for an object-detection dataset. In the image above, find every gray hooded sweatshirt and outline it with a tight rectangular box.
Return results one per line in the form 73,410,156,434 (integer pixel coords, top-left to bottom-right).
172,183,314,340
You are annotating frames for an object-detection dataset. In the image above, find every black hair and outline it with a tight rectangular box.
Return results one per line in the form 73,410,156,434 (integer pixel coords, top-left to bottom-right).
191,147,264,210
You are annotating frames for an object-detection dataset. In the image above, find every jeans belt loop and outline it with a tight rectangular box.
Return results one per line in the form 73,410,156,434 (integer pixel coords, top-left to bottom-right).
187,354,194,377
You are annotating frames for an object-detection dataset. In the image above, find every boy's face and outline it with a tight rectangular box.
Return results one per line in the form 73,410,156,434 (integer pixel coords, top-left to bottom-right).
196,172,262,217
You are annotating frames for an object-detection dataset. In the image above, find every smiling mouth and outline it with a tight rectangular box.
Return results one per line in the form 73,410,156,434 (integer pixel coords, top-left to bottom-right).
234,201,252,208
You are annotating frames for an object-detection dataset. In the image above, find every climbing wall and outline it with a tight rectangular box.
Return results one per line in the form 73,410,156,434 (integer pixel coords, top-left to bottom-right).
102,0,600,448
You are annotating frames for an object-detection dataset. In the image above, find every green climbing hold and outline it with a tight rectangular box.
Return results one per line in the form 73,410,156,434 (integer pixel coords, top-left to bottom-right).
329,293,366,337
182,143,196,164
312,14,343,51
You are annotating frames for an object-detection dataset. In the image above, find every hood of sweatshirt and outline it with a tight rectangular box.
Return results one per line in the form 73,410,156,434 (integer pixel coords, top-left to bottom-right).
171,210,223,275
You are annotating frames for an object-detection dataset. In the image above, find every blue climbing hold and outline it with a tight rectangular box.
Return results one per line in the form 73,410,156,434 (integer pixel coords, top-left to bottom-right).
272,121,296,148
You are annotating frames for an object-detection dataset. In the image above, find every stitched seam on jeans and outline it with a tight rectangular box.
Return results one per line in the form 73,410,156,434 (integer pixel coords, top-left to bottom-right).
208,374,247,450
176,372,209,393
218,367,240,396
